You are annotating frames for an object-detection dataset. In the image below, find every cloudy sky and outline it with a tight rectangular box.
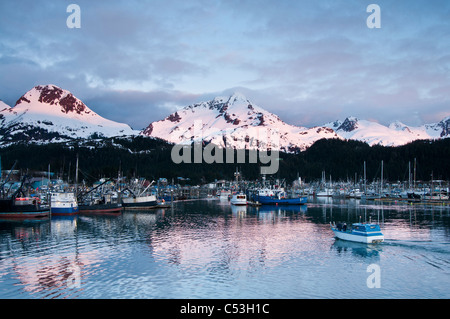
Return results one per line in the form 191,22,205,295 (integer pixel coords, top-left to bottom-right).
1,0,449,130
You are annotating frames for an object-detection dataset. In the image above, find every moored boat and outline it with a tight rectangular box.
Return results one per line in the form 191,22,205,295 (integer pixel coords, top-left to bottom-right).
122,194,158,209
252,188,307,205
230,192,247,205
219,189,231,201
0,197,50,219
255,194,307,205
79,200,122,214
331,222,384,244
315,188,333,197
50,192,79,215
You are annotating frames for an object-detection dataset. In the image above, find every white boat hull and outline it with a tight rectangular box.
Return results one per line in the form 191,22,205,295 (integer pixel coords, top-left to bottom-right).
332,228,384,244
122,195,157,208
230,199,247,205
230,193,247,205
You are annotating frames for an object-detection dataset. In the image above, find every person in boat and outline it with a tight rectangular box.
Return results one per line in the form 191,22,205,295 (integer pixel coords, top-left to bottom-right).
337,223,342,231
343,223,347,232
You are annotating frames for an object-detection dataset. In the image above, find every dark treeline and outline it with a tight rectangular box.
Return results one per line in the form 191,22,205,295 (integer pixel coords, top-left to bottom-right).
0,136,449,184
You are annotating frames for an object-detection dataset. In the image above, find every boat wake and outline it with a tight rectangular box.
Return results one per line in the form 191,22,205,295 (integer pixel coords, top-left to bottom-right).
383,238,450,254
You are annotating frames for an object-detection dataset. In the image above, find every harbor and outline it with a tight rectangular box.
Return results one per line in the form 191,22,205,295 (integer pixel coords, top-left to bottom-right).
0,196,448,299
1,163,449,218
0,164,449,299
2,0,449,305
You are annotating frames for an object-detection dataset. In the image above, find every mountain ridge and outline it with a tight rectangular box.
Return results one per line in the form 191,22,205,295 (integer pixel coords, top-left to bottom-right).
144,92,450,151
1,85,449,151
141,92,339,152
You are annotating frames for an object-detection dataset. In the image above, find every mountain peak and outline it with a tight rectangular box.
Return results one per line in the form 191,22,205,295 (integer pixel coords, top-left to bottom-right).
1,84,138,144
337,116,359,132
228,91,248,103
142,93,339,152
15,84,90,116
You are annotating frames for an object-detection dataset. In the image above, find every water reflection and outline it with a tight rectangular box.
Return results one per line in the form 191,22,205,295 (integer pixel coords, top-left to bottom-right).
51,215,78,238
231,204,246,217
0,218,84,298
331,239,382,259
256,204,307,214
0,219,50,245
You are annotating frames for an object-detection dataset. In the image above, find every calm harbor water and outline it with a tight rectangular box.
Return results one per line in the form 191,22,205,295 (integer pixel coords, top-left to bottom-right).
0,198,449,299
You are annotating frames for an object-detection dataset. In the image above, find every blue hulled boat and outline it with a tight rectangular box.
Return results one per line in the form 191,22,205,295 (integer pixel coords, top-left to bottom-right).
251,188,307,205
331,222,384,244
50,192,79,215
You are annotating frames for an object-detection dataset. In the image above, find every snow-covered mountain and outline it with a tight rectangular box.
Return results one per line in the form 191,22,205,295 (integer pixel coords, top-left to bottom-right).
141,92,339,152
1,86,448,151
143,93,450,151
0,84,138,144
324,116,450,146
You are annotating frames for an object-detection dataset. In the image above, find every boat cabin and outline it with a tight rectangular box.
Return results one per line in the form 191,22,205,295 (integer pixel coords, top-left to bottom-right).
351,223,382,233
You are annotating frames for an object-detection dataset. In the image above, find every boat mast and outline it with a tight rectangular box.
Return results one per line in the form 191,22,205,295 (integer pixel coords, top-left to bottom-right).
380,160,383,197
364,161,366,194
408,161,411,190
75,153,79,196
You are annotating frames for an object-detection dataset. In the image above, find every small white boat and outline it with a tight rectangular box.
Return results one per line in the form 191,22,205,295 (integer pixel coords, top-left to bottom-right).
230,193,247,205
219,189,231,201
348,188,363,199
316,188,333,197
331,222,384,244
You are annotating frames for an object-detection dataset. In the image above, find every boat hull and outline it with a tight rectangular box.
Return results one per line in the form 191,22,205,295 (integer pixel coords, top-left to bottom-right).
122,195,158,209
230,201,247,205
0,209,50,219
253,195,307,205
0,199,50,219
51,207,79,215
331,227,384,244
79,203,122,214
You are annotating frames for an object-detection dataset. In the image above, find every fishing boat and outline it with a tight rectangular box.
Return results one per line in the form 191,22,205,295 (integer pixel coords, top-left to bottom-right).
122,194,158,209
0,197,50,219
79,203,122,214
252,188,307,205
78,194,122,214
0,173,50,219
122,180,158,209
50,192,79,215
77,179,123,214
230,192,247,205
330,222,384,244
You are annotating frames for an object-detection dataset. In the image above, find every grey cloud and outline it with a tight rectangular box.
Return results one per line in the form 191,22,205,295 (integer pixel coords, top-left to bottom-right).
1,0,449,130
